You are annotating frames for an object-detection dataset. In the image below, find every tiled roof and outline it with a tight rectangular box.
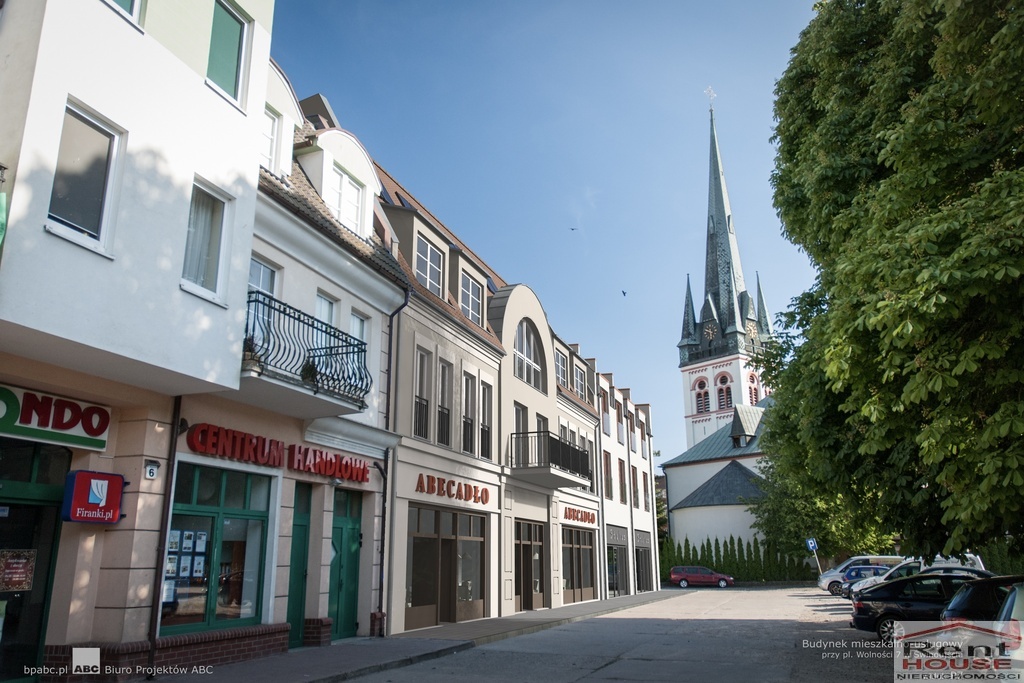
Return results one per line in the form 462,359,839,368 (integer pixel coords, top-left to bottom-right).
662,397,773,467
670,460,765,510
258,164,410,289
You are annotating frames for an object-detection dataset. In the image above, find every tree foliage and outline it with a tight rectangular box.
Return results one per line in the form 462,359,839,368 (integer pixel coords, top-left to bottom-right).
769,0,1024,556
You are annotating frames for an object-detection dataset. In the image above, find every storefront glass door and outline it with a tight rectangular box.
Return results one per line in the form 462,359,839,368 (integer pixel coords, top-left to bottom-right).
514,521,545,611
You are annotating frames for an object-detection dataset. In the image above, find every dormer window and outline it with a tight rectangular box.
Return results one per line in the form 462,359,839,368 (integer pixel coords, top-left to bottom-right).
514,320,545,391
260,108,279,172
460,271,483,326
415,235,443,297
325,165,363,233
555,351,568,388
573,366,586,400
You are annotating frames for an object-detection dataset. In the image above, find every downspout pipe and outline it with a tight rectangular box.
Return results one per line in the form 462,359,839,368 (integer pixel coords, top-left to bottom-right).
378,286,410,635
147,395,182,678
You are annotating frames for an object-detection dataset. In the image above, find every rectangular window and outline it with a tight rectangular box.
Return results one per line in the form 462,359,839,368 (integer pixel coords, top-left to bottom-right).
105,0,140,21
574,366,587,400
414,349,431,439
437,361,452,447
460,272,483,326
161,462,270,635
618,459,627,505
643,472,650,511
207,0,247,101
325,166,363,232
415,235,443,297
49,106,118,239
462,373,476,454
350,312,367,342
315,293,335,326
260,108,278,171
480,382,492,460
601,390,611,435
616,401,625,444
555,352,568,388
182,185,226,292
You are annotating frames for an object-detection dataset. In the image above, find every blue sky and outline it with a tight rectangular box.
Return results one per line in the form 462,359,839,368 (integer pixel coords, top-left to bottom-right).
270,1,819,468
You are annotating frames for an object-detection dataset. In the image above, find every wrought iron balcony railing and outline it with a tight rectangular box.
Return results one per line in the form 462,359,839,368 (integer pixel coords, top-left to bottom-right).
413,396,430,439
243,290,371,407
508,431,592,481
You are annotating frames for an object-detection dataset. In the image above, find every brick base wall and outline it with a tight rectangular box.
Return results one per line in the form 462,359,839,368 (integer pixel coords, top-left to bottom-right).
302,617,332,647
42,622,290,683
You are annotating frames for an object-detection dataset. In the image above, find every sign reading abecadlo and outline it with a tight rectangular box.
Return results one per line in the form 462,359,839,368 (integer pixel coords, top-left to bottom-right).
0,383,112,451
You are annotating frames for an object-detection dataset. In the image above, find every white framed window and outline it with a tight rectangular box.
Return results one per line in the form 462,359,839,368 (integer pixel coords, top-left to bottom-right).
207,0,248,102
514,320,545,391
104,0,141,22
181,183,229,294
460,271,483,326
415,235,443,297
573,365,586,400
462,373,476,455
48,104,122,244
555,351,568,388
315,293,335,326
248,256,275,295
350,312,368,342
260,108,279,172
325,165,364,233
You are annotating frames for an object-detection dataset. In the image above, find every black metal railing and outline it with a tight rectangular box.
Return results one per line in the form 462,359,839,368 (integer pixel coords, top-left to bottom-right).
462,416,474,454
508,431,591,481
243,290,371,406
413,396,429,438
437,406,451,446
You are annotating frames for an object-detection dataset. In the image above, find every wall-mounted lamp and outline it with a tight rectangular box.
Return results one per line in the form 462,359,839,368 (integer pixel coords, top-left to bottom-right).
331,478,344,487
177,418,190,437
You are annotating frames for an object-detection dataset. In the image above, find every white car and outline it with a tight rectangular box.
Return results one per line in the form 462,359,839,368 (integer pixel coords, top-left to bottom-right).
817,554,906,596
848,554,985,597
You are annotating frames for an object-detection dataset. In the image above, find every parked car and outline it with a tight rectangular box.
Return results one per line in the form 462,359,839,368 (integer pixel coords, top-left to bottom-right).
850,573,975,644
847,554,986,596
994,581,1024,665
941,575,1024,623
818,555,906,596
670,566,734,588
839,565,893,599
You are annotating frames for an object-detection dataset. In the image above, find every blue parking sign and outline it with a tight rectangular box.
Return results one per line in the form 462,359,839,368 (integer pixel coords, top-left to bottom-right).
806,538,817,552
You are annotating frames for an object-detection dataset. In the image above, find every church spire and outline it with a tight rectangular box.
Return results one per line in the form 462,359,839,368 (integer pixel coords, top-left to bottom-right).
703,109,747,334
677,275,697,366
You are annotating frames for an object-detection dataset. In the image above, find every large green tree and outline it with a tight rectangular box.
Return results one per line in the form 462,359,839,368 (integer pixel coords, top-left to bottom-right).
768,0,1024,556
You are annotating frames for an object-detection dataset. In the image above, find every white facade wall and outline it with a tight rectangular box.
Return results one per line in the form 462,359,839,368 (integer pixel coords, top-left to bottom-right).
0,0,274,395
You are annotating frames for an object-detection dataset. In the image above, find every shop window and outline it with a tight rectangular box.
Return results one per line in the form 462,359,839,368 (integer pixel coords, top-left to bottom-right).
0,437,71,487
161,462,270,634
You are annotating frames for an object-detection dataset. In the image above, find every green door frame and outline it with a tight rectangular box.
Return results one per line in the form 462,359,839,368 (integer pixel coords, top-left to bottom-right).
286,483,311,648
328,490,361,639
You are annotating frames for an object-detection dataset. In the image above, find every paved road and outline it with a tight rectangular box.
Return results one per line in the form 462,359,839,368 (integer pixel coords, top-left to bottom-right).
358,586,892,682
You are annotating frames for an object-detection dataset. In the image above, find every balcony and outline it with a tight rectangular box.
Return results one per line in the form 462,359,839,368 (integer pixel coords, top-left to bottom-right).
508,431,591,489
236,291,371,418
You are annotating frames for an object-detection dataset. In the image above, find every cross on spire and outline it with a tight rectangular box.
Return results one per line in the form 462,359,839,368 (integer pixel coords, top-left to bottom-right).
705,86,716,111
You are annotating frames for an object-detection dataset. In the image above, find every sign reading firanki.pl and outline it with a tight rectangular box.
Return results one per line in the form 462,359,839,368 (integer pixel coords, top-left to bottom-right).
0,384,111,450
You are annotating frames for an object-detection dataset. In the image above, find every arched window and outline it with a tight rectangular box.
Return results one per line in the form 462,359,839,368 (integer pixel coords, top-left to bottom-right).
716,376,733,410
749,374,760,405
514,320,545,391
695,379,710,414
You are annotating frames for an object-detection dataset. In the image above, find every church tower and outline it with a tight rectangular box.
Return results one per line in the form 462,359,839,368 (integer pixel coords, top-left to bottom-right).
678,107,773,447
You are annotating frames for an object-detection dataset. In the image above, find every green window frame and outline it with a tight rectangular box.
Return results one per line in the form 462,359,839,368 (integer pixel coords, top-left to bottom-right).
207,0,246,100
160,462,271,635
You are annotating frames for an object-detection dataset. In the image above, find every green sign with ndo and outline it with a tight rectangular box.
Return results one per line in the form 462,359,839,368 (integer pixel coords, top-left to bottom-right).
0,383,111,450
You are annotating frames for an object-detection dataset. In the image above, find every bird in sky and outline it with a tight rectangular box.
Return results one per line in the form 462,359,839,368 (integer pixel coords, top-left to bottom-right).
621,290,627,296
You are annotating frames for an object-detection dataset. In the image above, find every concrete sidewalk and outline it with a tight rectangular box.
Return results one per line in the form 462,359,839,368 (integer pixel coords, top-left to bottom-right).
159,590,677,683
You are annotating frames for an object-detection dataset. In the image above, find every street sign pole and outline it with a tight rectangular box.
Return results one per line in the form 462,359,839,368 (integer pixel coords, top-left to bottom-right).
806,538,823,575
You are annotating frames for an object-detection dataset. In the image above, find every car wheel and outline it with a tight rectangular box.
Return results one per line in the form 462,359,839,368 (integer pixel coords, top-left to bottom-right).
877,616,904,645
718,579,728,588
828,582,843,596
678,579,689,588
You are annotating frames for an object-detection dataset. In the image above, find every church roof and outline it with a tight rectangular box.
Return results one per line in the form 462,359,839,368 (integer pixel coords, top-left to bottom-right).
670,460,765,510
662,396,772,466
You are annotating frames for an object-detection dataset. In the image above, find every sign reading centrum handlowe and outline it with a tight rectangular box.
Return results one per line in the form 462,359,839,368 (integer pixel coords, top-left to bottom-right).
0,383,112,451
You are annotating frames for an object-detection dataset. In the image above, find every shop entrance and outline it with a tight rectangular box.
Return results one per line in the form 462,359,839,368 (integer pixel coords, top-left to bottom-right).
329,489,361,640
607,545,629,597
405,506,487,630
0,438,69,683
514,520,545,612
560,527,595,604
